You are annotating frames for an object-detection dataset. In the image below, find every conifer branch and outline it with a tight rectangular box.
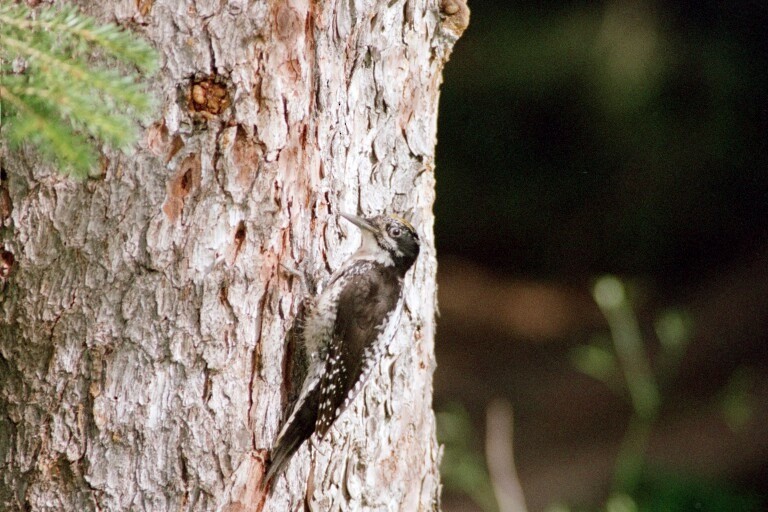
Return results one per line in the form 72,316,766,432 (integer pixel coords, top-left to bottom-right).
0,5,157,73
0,2,158,178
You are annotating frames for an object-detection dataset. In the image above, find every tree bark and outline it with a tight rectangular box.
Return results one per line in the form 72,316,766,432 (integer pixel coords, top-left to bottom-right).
0,0,468,511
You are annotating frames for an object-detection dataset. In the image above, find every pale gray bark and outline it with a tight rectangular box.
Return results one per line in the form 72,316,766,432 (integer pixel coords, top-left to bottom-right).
0,0,467,511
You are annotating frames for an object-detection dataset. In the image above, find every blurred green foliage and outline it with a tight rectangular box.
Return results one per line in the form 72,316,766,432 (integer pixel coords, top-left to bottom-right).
633,471,764,512
572,275,759,510
718,368,756,432
436,1,768,282
544,475,764,512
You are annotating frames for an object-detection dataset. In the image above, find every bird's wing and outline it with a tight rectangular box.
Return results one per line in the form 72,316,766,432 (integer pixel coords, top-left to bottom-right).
315,264,402,437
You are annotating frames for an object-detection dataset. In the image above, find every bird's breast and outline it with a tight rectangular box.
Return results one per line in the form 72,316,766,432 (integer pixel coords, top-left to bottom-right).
302,281,343,356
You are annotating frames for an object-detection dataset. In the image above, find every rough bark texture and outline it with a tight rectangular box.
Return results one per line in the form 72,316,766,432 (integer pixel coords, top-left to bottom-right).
0,0,467,511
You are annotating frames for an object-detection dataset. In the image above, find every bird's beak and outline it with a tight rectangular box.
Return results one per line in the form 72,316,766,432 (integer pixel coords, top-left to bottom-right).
340,212,378,233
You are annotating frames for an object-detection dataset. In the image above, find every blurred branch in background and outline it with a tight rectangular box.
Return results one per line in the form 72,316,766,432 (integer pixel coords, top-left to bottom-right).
438,399,530,512
486,400,528,512
438,403,499,512
591,276,663,494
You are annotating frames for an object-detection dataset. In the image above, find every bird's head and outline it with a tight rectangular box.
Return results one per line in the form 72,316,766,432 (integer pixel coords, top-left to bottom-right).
341,212,420,275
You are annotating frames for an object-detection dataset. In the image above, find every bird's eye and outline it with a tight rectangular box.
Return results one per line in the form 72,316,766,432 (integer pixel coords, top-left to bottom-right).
389,227,402,238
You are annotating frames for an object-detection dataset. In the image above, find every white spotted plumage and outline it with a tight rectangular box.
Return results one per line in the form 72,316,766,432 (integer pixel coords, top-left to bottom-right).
263,213,420,489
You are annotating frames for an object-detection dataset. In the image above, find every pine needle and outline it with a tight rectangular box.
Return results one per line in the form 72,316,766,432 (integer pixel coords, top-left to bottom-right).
0,2,158,178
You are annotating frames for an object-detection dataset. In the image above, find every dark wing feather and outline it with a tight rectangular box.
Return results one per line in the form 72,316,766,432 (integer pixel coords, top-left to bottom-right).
315,263,402,437
262,383,320,488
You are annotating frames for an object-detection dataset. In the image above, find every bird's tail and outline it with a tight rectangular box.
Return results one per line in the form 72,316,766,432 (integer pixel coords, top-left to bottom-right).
261,386,320,490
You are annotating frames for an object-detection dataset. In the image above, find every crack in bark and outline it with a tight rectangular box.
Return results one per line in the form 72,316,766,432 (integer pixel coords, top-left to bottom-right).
248,288,269,432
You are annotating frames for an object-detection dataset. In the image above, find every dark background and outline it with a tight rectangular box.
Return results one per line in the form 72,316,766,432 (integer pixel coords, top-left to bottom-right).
432,0,768,510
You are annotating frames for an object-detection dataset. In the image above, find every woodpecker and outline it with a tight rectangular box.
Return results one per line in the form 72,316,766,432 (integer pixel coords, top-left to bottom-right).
263,212,421,488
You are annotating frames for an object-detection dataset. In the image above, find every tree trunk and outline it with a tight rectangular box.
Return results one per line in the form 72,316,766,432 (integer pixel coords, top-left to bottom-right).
0,0,467,511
